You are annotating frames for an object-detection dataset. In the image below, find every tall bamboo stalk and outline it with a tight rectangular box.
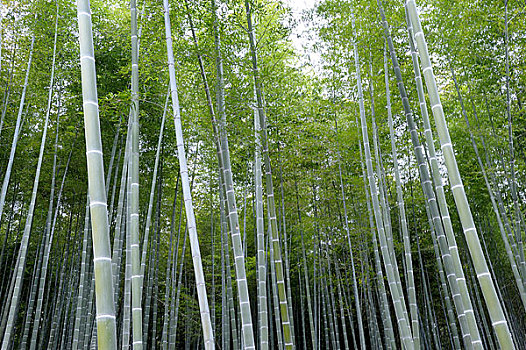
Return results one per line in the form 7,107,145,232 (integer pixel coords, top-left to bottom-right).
29,5,61,348
378,2,478,346
255,88,269,350
358,120,396,350
294,181,316,349
351,7,414,349
334,116,365,349
503,0,526,284
162,0,214,346
448,61,526,311
212,1,256,347
244,2,294,347
76,0,117,347
383,43,419,349
406,1,515,347
0,31,34,232
1,27,47,350
128,0,143,346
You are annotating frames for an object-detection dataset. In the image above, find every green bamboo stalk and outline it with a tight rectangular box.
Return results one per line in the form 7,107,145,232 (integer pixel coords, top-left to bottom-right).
464,231,497,350
162,0,214,346
328,252,349,350
140,91,168,346
1,31,44,349
503,0,526,283
317,241,329,349
77,202,93,350
211,1,255,347
123,183,133,349
0,178,18,296
403,10,482,346
294,181,316,349
105,116,122,199
25,116,66,350
0,34,35,340
170,162,199,349
358,126,396,350
0,201,23,337
181,7,226,345
350,7,414,349
378,3,477,346
314,241,321,348
67,222,83,348
268,226,284,350
161,181,180,350
150,188,162,350
481,108,526,284
76,0,117,347
20,230,46,350
415,227,443,349
322,262,338,349
477,92,526,288
255,89,269,350
479,220,520,347
168,181,187,349
139,94,168,279
406,1,515,347
334,118,365,350
383,44,419,349
0,37,17,141
335,258,355,349
208,177,216,338
32,116,76,350
0,32,34,229
423,188,462,350
128,0,143,346
63,229,81,348
448,62,526,311
73,198,92,350
108,135,123,231
219,181,239,350
297,257,307,349
0,0,2,78
171,225,188,347
220,208,229,350
244,2,293,347
27,6,61,347
82,257,95,348
111,120,131,306
317,195,340,348
143,161,163,345
277,163,296,346
266,263,275,349
370,63,411,341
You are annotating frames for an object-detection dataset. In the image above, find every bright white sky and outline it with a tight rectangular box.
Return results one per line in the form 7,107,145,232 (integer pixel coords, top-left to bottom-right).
285,0,317,45
284,0,321,71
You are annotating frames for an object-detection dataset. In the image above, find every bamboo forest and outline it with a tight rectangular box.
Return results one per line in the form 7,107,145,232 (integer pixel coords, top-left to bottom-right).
1,0,526,348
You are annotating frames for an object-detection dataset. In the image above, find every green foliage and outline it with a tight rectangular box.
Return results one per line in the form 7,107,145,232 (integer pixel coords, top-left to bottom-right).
1,0,526,347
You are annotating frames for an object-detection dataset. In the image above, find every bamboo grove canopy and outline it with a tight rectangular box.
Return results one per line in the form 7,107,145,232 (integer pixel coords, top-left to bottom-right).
0,0,525,349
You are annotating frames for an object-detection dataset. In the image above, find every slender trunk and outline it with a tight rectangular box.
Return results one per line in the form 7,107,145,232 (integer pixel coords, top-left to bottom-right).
1,22,55,346
383,43,419,349
294,181,316,349
449,61,526,310
244,2,294,347
255,90,269,350
351,7,414,349
0,30,34,225
161,0,214,346
406,1,515,347
76,0,117,347
211,2,256,347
